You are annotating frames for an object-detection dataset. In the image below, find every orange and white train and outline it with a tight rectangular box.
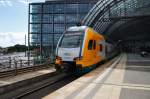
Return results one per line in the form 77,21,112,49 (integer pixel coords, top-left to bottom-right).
55,26,117,74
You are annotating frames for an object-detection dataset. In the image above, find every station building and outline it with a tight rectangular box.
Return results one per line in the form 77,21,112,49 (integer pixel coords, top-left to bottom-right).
29,0,98,58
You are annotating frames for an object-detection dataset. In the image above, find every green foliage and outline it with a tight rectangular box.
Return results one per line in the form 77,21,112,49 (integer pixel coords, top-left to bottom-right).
7,44,28,53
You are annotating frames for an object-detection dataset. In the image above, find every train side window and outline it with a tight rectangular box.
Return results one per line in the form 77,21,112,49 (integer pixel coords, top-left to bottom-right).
93,40,96,50
99,44,103,51
88,40,93,50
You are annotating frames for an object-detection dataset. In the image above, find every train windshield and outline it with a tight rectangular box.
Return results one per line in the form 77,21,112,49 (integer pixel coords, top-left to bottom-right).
59,32,84,48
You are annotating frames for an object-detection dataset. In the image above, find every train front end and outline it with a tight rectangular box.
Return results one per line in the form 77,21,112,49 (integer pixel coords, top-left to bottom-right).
55,26,86,73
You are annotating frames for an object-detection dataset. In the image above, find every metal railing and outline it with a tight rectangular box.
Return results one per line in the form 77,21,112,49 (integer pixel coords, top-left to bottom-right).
0,55,53,72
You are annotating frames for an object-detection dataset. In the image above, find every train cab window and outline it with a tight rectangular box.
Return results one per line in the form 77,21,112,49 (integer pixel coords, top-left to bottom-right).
88,40,93,50
93,40,96,50
99,44,103,51
59,32,84,48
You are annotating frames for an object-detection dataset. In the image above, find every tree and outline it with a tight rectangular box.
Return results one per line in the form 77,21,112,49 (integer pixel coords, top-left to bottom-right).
7,44,28,53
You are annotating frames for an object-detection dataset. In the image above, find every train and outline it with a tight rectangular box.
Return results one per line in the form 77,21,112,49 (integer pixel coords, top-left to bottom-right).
55,26,117,74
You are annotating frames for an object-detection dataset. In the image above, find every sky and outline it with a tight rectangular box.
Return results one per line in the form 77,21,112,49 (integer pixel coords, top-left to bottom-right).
0,0,45,47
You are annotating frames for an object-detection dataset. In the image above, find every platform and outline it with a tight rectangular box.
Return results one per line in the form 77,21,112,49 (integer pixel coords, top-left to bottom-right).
0,67,55,87
43,54,150,99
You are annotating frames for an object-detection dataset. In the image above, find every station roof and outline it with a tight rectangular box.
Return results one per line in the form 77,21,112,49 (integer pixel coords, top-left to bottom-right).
83,0,150,43
45,0,98,3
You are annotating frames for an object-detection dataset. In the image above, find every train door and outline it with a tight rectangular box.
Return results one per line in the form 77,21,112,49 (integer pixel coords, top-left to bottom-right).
81,30,97,66
81,39,95,66
93,40,97,59
99,40,106,59
88,39,95,57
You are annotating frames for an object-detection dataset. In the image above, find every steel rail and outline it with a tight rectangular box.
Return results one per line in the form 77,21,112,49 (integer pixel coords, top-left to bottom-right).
14,72,73,99
0,64,54,78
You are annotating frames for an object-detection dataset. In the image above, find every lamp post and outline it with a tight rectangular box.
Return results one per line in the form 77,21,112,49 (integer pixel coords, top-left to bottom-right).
25,34,26,57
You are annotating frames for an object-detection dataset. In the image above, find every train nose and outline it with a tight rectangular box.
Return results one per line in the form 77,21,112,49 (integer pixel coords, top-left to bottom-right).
62,62,76,72
58,48,81,61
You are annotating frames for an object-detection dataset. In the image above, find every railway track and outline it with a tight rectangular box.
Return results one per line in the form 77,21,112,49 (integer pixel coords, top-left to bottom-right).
13,57,119,99
14,72,74,99
0,64,53,78
0,71,75,99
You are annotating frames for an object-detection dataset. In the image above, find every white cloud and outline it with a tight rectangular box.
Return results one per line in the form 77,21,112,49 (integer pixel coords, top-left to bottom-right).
0,0,12,7
18,0,45,5
0,32,27,47
0,0,6,6
18,0,29,5
0,0,45,7
5,0,12,6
